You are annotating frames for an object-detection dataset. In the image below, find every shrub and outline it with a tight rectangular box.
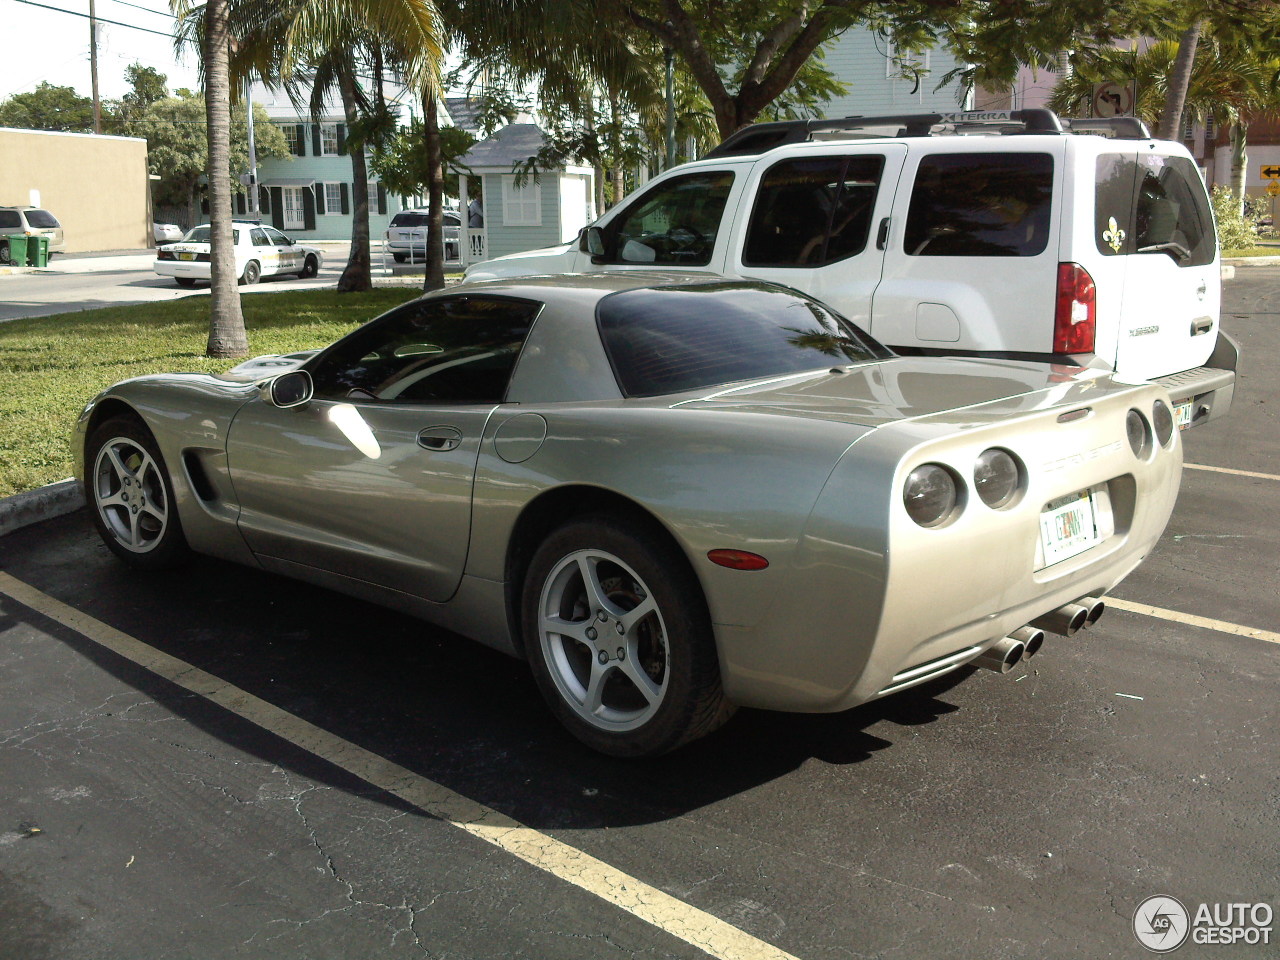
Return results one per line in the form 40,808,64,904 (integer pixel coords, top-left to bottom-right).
1211,186,1259,251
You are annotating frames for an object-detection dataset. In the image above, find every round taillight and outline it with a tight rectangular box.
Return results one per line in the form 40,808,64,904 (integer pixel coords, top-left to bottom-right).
973,448,1021,509
1152,400,1175,447
1126,409,1152,459
903,464,959,527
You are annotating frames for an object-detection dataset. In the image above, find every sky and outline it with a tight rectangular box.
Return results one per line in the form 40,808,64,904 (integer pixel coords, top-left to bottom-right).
2,0,202,105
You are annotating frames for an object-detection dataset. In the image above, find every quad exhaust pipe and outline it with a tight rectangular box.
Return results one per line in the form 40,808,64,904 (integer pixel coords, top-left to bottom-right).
974,597,1104,673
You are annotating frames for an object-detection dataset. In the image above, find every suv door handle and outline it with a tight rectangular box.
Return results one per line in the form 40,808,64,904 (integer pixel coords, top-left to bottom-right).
876,217,890,250
417,425,462,451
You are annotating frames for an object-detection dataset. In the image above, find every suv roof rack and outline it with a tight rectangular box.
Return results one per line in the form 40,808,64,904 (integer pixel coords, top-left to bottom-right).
701,109,1151,159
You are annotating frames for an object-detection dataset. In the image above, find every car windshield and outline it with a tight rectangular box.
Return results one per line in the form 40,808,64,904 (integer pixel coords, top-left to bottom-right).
25,209,60,228
181,226,238,244
597,281,891,398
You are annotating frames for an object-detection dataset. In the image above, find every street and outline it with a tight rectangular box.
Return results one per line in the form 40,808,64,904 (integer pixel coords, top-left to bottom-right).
0,246,440,322
0,269,1277,959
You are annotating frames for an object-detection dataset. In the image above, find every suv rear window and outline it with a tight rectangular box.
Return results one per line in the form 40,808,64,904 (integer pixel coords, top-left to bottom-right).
904,153,1053,257
24,209,60,228
597,282,889,398
744,156,885,267
390,212,429,227
1094,154,1215,266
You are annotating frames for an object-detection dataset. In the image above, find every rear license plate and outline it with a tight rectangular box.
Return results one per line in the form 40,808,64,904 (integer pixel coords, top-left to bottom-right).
1039,490,1102,567
179,252,195,261
1174,400,1193,429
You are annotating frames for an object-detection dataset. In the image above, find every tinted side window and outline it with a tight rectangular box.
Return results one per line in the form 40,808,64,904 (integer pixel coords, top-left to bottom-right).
597,282,889,398
25,210,59,228
0,211,20,229
606,172,735,266
309,296,542,403
744,156,885,267
905,153,1054,257
250,228,272,247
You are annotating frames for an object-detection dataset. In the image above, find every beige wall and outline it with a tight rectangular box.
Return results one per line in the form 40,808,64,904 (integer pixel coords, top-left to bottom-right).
0,128,150,253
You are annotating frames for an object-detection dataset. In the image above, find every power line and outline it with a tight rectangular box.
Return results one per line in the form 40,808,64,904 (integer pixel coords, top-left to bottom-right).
6,0,183,41
107,0,175,20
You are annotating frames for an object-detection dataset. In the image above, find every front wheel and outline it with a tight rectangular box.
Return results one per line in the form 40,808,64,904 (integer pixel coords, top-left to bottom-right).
392,252,407,263
239,260,260,285
522,516,732,756
85,416,189,569
0,240,10,265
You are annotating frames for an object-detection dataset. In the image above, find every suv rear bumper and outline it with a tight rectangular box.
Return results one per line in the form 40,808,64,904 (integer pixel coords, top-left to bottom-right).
1154,332,1239,429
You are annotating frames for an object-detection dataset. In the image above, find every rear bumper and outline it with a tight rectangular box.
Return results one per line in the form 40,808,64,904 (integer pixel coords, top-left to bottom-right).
1154,332,1239,429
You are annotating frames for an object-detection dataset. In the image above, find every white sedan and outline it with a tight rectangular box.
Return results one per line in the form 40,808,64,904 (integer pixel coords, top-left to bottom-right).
154,221,323,287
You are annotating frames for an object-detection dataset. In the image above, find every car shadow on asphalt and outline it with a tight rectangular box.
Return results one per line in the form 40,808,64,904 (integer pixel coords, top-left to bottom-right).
4,510,971,832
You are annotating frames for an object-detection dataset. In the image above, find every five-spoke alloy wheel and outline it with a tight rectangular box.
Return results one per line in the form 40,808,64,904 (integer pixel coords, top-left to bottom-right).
85,417,188,568
523,516,731,756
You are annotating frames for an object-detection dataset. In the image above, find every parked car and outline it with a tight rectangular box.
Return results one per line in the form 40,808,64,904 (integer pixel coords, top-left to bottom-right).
153,222,184,244
154,221,322,286
0,205,64,261
385,208,462,262
465,109,1236,433
76,274,1181,756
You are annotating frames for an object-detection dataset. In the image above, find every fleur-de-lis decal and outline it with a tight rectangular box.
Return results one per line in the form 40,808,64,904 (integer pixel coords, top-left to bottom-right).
1102,216,1126,253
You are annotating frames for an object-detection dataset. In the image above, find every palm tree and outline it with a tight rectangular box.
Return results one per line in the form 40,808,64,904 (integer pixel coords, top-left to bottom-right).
174,0,442,355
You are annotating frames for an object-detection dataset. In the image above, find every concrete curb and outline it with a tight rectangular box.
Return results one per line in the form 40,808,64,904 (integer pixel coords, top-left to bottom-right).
1222,256,1280,267
0,479,85,537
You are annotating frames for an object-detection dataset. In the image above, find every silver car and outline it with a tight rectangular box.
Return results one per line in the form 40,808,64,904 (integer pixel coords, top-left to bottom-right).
75,275,1182,756
385,209,462,262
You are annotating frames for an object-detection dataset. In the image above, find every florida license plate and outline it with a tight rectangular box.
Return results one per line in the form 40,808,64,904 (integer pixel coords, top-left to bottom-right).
179,252,195,261
1039,490,1102,567
1174,400,1193,429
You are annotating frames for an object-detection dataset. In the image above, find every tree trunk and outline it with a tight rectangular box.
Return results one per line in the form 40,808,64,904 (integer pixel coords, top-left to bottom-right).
609,87,625,204
423,93,446,292
1231,122,1248,219
187,180,200,234
337,65,372,293
1158,20,1202,141
202,0,248,358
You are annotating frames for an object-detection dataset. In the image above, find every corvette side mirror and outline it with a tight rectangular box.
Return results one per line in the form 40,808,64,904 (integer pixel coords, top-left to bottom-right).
269,370,313,408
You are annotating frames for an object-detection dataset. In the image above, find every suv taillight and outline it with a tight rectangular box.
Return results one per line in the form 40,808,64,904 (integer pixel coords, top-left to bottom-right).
1054,262,1096,354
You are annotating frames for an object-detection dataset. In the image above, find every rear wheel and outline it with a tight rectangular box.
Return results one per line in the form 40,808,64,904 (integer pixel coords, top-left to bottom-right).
239,260,260,285
393,252,407,263
522,516,732,756
298,254,319,279
175,277,197,288
0,240,9,265
85,416,189,569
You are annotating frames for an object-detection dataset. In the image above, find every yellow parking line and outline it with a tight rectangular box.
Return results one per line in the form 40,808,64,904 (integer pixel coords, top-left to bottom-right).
1184,463,1280,482
1106,597,1280,645
0,571,800,960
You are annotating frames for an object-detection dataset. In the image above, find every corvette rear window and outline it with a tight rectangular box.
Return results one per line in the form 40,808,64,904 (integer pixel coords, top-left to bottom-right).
597,282,889,398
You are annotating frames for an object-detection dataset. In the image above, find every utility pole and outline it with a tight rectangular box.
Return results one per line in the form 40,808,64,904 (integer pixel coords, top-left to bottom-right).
245,80,259,215
88,0,102,134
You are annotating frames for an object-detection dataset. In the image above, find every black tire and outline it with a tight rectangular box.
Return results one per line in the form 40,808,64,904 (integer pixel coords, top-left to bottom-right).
298,254,319,279
522,515,732,756
239,260,261,285
175,277,197,288
0,240,9,265
393,253,408,263
84,416,190,570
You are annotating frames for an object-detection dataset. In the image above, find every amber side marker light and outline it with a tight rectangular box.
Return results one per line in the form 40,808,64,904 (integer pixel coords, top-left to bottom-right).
707,549,770,571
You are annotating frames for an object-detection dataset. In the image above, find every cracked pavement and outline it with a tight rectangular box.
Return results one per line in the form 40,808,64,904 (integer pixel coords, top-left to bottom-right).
2,270,1279,958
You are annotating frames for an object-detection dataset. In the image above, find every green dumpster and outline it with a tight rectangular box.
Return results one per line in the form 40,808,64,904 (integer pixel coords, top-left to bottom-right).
2,234,27,266
27,235,49,267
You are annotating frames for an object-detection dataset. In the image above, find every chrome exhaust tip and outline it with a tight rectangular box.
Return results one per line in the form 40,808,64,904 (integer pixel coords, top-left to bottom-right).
1079,595,1105,626
973,637,1026,674
1030,602,1090,637
1010,625,1046,660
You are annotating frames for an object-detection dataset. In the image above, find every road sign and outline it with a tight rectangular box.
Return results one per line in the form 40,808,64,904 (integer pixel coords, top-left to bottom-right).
1260,165,1280,179
1267,181,1280,197
1092,82,1135,117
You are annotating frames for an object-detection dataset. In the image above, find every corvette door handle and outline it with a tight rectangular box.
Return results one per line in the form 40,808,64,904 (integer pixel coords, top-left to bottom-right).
417,425,462,451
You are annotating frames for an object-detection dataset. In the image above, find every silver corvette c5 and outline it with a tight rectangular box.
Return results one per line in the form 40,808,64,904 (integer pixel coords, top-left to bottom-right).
75,274,1182,756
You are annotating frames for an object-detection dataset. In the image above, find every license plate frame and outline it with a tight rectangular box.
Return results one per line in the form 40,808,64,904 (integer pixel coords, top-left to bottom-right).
1038,489,1103,568
179,252,195,261
1173,400,1193,429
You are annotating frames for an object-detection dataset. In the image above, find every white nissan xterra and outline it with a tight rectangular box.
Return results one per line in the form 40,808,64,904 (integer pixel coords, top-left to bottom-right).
466,109,1236,429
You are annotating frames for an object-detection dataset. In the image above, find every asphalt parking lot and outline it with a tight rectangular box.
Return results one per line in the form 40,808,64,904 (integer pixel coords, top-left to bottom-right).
2,270,1278,959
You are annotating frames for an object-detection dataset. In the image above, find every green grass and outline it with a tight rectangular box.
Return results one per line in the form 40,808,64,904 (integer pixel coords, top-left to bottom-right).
1222,245,1280,258
0,289,418,498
